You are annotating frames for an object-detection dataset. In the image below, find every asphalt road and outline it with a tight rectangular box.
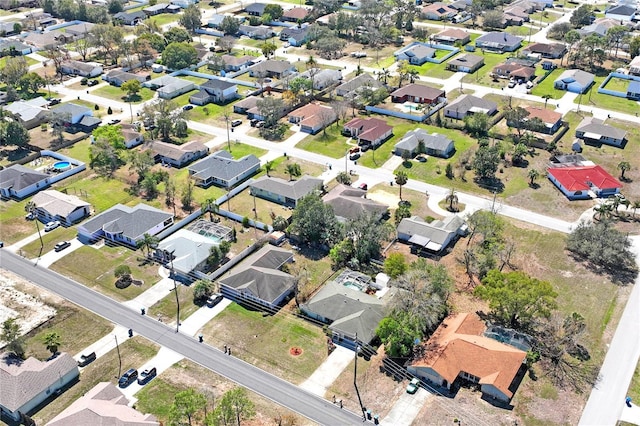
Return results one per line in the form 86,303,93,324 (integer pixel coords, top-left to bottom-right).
0,251,362,426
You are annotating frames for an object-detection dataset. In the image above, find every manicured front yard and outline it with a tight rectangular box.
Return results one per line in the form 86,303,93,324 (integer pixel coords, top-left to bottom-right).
148,283,200,323
201,302,327,384
531,68,566,99
296,124,352,159
461,51,517,88
20,226,78,258
93,84,156,103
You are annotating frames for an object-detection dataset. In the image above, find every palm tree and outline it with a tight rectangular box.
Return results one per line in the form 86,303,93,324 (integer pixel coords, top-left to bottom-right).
201,198,219,221
542,94,552,109
395,170,408,200
617,161,631,180
25,201,44,253
592,203,612,221
137,233,159,257
42,332,61,356
527,169,540,187
285,163,302,181
632,200,640,218
264,160,274,177
445,188,458,212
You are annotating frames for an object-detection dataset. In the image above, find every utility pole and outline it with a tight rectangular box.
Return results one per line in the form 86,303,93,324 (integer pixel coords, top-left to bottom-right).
353,335,367,421
114,334,122,379
169,250,180,333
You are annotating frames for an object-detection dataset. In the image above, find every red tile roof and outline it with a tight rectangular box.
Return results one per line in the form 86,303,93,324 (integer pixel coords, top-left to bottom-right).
435,28,469,40
547,165,622,192
524,106,562,125
283,7,309,20
344,117,392,143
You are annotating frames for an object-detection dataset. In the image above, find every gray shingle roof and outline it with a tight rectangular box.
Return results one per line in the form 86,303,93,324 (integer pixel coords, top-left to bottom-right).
250,175,323,202
1,352,78,412
322,185,387,221
32,189,90,217
52,102,91,117
80,203,172,241
201,79,236,90
576,116,627,140
188,150,260,181
554,69,594,87
0,164,49,192
397,215,466,249
335,73,382,95
447,53,484,68
395,129,453,153
445,94,497,115
476,31,523,47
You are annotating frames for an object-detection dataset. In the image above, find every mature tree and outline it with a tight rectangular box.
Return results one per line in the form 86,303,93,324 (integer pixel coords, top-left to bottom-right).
141,99,185,141
570,5,593,28
384,252,407,278
213,387,256,426
512,142,529,165
467,209,504,247
107,0,123,13
42,331,62,355
566,220,637,282
445,188,459,212
181,177,195,212
617,161,631,180
163,42,198,70
464,113,491,137
316,36,346,59
219,15,240,35
630,35,640,58
180,3,202,33
193,279,214,302
475,269,557,329
90,24,125,65
394,170,408,200
128,150,155,183
49,111,70,145
138,32,167,53
201,198,219,221
287,76,312,104
472,143,500,180
261,41,277,58
285,163,302,181
89,126,126,177
121,79,142,100
217,35,236,53
394,203,411,225
342,212,393,266
1,318,25,359
528,168,540,187
18,72,45,95
548,22,572,40
164,26,192,44
0,56,28,98
169,389,207,426
0,121,29,147
483,10,504,29
264,4,284,20
290,193,343,246
336,171,352,185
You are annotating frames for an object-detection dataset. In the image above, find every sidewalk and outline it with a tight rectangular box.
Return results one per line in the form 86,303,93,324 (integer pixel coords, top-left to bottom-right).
300,346,354,396
380,387,432,426
122,275,176,314
6,231,42,254
120,346,184,403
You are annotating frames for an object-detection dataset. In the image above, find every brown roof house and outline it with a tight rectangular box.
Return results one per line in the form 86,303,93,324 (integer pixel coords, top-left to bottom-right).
391,84,445,105
282,7,309,22
323,184,388,221
433,28,471,45
46,382,159,426
408,313,527,403
508,106,563,135
492,61,536,81
150,141,209,167
342,117,393,148
1,353,79,423
288,103,337,134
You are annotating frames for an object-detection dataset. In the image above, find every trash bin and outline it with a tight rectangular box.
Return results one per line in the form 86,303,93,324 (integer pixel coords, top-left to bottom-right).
366,410,372,420
626,396,632,407
373,414,379,424
128,329,133,338
198,334,203,343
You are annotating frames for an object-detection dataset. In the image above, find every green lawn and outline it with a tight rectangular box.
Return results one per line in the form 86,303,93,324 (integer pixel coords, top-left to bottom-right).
223,141,267,159
179,75,209,85
50,245,161,301
296,124,352,159
576,76,640,114
0,198,33,245
31,337,159,425
531,68,566,99
409,60,455,80
201,302,327,384
603,76,632,93
148,283,200,323
506,25,536,36
0,56,38,68
357,119,417,168
171,89,199,107
530,11,560,24
93,85,156,103
54,174,135,214
150,14,180,26
186,102,229,124
461,51,513,88
20,226,78,258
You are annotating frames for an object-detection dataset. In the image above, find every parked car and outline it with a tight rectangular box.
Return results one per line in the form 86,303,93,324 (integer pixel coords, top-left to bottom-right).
118,368,138,388
406,378,420,394
349,146,360,154
250,118,259,127
77,352,96,367
108,119,121,125
206,293,223,308
47,98,61,106
137,367,157,385
183,104,194,111
507,81,516,88
54,241,71,252
44,221,60,232
358,183,368,190
231,119,242,127
256,121,265,128
25,212,35,220
87,79,99,87
349,152,360,161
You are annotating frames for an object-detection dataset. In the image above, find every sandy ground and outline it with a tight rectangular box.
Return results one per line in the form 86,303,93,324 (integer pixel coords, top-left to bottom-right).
0,269,57,345
368,190,401,209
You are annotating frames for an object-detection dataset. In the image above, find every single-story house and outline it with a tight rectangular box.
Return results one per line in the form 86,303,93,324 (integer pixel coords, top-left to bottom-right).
629,56,640,76
397,214,468,253
322,184,388,222
394,128,455,158
248,60,296,79
475,32,523,53
575,116,627,147
446,53,484,73
282,7,309,22
63,22,95,38
627,80,640,101
219,245,295,310
0,353,79,423
51,103,93,125
300,280,393,348
503,6,530,26
516,106,563,134
408,313,527,403
46,382,159,426
335,73,382,97
605,4,636,21
249,175,324,207
144,76,195,98
77,203,173,246
75,115,102,133
189,79,238,105
288,103,337,134
553,69,594,94
150,140,209,168
433,28,470,45
522,42,566,59
154,229,222,280
170,0,198,8
578,18,624,37
0,164,50,199
343,117,393,147
492,61,536,81
188,150,260,188
220,54,256,72
32,189,91,225
143,3,181,16
0,20,22,35
238,24,274,39
444,94,497,119
23,30,69,50
245,2,267,16
0,39,32,55
60,60,103,78
547,165,622,200
103,70,149,87
394,43,436,66
4,96,49,129
300,68,343,90
391,84,445,105
113,10,147,25
233,96,260,115
122,127,144,149
421,2,457,20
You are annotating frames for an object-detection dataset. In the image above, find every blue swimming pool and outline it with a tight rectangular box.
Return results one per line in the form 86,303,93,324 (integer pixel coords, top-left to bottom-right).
53,161,71,171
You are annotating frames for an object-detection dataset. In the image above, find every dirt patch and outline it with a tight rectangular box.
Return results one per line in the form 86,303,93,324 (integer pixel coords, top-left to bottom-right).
368,189,401,209
0,269,57,345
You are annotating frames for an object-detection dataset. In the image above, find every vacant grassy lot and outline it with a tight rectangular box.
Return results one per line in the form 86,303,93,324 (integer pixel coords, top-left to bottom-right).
296,124,352,159
201,303,327,384
31,336,159,425
409,59,455,80
20,226,78,258
148,283,200,323
136,359,310,425
150,13,180,26
576,76,640,114
531,68,566,99
0,198,33,245
93,85,155,103
50,245,160,301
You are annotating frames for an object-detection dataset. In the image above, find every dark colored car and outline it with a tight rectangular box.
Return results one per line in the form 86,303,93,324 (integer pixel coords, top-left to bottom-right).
77,352,96,367
183,104,194,111
87,79,99,86
137,367,157,385
54,241,71,252
118,368,138,388
48,98,61,106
